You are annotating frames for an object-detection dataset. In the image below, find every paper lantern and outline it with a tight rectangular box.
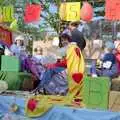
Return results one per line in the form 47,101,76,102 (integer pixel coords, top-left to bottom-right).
80,2,93,22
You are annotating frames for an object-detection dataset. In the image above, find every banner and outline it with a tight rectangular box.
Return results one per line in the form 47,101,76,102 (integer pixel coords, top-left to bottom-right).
105,0,120,20
59,2,80,21
0,26,12,46
0,6,14,22
83,76,110,110
24,3,41,23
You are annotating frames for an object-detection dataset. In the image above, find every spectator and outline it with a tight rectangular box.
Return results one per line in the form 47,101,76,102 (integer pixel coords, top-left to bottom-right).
90,41,118,79
10,35,26,57
33,46,45,64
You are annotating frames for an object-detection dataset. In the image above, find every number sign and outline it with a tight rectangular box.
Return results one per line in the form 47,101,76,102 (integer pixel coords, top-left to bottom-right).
59,2,80,21
105,0,120,21
0,6,14,22
83,76,110,110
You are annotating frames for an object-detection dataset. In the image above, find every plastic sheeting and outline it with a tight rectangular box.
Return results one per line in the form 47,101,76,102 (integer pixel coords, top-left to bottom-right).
0,95,120,120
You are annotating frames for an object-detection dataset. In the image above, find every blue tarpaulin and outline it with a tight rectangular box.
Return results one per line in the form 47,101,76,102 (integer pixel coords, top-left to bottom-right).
0,95,120,120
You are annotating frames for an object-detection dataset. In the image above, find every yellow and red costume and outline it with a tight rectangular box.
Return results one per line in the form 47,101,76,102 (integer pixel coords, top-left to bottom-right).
25,42,85,117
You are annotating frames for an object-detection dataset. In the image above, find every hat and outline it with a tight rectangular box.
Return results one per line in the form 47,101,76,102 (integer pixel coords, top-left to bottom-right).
15,35,24,41
71,29,86,50
105,41,115,50
114,40,120,49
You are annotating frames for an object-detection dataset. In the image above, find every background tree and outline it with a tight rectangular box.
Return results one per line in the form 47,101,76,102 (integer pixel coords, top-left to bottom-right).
0,0,105,36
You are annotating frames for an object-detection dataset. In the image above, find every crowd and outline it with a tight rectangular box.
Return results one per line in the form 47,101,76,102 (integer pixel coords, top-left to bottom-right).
1,21,120,95
0,22,85,95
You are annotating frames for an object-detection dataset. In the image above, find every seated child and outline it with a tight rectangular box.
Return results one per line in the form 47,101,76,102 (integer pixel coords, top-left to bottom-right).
33,34,72,95
33,46,45,64
90,41,118,79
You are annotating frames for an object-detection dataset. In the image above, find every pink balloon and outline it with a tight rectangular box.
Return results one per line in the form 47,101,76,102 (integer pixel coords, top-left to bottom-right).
81,2,93,22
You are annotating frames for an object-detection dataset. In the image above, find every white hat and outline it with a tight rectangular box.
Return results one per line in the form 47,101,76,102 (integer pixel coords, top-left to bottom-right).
15,35,24,41
114,40,120,49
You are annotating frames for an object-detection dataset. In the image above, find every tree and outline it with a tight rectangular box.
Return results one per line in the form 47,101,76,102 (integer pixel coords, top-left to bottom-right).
0,0,105,34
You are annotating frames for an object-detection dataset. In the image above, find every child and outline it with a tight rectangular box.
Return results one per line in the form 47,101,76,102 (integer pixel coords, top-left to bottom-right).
33,46,45,64
90,41,118,79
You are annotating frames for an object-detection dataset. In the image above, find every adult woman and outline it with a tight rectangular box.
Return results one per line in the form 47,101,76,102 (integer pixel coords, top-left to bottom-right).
10,35,26,57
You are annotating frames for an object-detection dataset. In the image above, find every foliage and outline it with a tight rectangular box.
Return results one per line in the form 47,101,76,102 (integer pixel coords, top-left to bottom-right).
0,0,105,36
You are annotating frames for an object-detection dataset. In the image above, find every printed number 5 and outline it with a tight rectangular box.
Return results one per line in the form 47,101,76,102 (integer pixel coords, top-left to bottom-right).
69,5,77,19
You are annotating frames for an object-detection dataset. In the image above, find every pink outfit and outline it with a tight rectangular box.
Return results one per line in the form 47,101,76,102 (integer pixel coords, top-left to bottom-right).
115,52,120,74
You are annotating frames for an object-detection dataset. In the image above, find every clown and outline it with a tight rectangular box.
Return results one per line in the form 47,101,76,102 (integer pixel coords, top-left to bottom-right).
25,33,85,117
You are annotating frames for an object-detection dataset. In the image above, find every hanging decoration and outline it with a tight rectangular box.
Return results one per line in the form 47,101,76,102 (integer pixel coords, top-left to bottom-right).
10,19,18,31
0,5,14,23
24,3,41,23
59,2,81,21
80,2,93,22
105,0,120,21
0,26,12,46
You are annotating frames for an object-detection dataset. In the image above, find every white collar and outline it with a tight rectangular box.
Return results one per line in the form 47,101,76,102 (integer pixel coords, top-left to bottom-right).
70,42,77,45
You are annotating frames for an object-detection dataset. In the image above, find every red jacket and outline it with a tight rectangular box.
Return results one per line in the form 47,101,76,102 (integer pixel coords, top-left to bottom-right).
115,52,120,74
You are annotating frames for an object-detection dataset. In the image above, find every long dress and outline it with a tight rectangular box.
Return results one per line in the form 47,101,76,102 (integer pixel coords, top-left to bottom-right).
25,42,85,118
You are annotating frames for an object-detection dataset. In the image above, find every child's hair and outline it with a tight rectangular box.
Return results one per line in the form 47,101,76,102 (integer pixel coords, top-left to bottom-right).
34,46,43,53
34,48,38,52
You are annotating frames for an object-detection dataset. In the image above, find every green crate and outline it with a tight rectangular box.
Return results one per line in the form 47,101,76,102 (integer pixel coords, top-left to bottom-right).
1,55,20,72
83,76,110,110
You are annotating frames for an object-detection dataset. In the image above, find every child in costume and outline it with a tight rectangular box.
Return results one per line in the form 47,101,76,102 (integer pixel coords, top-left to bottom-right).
90,41,118,79
25,33,85,117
